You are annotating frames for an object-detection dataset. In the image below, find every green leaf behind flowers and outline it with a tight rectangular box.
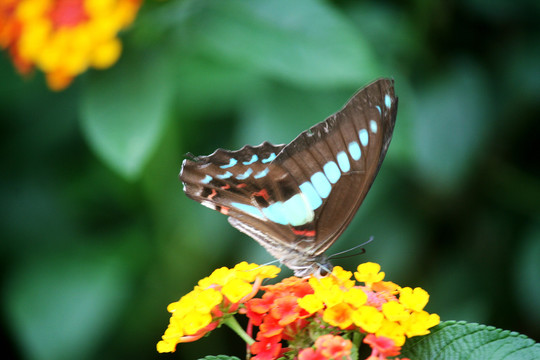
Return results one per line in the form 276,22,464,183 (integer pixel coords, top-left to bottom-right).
198,356,241,360
401,320,540,359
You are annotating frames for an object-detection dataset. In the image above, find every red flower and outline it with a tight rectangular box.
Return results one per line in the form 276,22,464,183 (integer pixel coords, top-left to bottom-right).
363,334,401,358
270,295,302,326
244,297,272,326
250,334,282,360
259,316,284,337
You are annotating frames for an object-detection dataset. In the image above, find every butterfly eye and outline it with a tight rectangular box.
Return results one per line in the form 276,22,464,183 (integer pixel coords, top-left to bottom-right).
315,266,332,278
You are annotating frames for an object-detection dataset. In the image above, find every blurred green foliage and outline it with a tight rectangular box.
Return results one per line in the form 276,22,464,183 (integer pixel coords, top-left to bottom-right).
1,0,539,359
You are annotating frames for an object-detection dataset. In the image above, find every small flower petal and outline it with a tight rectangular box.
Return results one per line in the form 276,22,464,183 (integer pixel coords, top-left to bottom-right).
352,305,384,333
355,262,385,285
323,303,354,329
298,294,324,314
399,287,429,312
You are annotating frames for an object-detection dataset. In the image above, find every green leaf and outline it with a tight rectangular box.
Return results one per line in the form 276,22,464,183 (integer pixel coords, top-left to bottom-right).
402,321,540,359
3,247,133,360
190,0,379,88
237,83,356,146
80,50,173,180
198,356,241,360
410,61,491,192
514,224,540,325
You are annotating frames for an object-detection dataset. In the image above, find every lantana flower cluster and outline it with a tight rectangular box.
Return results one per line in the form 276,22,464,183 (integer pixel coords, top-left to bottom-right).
0,0,141,90
157,262,440,360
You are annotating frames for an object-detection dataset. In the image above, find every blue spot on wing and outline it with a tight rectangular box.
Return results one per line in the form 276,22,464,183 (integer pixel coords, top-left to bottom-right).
262,202,288,225
348,141,361,161
359,129,369,147
254,168,269,179
243,155,258,165
385,94,392,109
201,175,212,184
299,182,322,210
369,120,378,134
311,172,331,199
217,171,232,179
231,202,263,218
282,194,314,226
323,161,341,184
336,151,350,172
236,168,253,180
262,153,276,163
220,158,238,169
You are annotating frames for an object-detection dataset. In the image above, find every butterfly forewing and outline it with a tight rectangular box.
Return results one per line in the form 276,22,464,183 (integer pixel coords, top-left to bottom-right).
180,78,398,276
275,78,397,256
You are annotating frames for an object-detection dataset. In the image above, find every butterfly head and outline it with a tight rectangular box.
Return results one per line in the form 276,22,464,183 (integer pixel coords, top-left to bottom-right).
287,254,333,278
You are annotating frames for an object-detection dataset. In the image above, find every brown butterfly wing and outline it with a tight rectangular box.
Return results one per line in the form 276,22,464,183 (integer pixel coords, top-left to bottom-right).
180,78,398,275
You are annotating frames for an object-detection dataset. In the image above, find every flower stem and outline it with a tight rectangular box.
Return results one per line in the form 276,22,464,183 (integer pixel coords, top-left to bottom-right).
352,331,362,360
223,316,255,345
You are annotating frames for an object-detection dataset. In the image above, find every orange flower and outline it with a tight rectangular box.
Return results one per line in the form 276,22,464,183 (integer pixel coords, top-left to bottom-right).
0,0,142,90
316,334,353,359
270,295,303,326
298,334,353,360
245,276,314,357
322,302,354,329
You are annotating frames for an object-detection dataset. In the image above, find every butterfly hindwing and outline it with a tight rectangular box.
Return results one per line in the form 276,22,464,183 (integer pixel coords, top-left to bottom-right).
180,142,316,258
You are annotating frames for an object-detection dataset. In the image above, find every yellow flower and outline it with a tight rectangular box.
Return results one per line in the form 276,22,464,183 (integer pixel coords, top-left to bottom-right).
158,263,281,353
297,293,324,314
0,0,142,90
399,287,429,312
233,261,280,282
343,287,368,308
372,280,401,294
355,262,385,285
221,278,253,303
376,319,406,346
323,302,354,329
157,324,183,353
182,311,213,335
330,266,355,288
382,301,409,322
351,305,384,333
194,288,223,313
309,277,344,308
199,266,233,288
158,261,441,356
401,310,440,337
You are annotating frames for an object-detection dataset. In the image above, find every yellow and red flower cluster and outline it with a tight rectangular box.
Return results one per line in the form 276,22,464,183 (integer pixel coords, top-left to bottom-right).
157,262,440,360
0,0,141,90
156,262,281,353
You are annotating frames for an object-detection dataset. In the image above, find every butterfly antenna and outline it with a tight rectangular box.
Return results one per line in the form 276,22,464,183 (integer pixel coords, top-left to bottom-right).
259,258,281,267
254,259,284,285
327,236,374,260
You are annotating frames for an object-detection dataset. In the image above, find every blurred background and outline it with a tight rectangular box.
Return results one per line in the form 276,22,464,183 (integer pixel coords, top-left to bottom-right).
1,0,539,359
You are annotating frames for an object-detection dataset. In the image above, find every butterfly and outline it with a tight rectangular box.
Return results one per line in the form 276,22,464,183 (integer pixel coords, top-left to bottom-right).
180,78,398,276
